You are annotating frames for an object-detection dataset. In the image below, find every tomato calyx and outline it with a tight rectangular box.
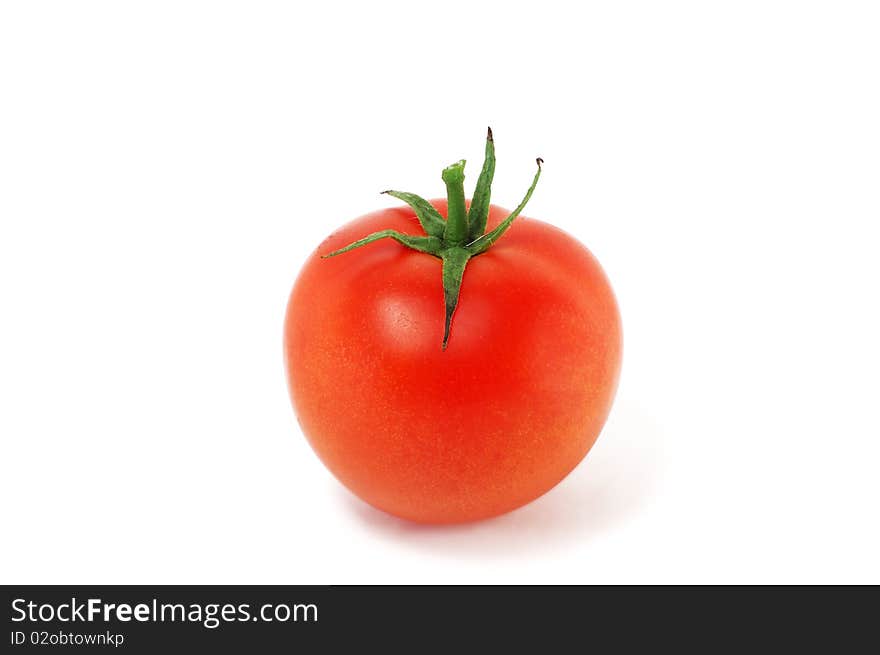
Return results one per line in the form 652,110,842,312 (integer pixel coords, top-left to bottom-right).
322,128,542,350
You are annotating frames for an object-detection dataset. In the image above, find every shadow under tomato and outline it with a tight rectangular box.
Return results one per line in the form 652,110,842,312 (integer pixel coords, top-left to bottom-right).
336,402,664,557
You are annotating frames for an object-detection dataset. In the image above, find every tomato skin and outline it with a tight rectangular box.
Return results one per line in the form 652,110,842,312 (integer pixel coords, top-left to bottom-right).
284,200,622,524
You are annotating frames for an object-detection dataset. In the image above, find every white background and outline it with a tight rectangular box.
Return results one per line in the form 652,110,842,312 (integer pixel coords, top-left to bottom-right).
2,1,878,584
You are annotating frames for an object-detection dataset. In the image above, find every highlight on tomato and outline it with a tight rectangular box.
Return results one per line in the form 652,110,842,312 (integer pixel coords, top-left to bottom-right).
284,129,622,524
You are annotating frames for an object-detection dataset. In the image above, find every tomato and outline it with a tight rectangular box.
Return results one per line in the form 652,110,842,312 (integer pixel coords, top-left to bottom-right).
284,131,622,523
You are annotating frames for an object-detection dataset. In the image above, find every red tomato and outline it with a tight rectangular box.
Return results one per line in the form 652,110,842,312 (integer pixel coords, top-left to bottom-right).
284,197,622,524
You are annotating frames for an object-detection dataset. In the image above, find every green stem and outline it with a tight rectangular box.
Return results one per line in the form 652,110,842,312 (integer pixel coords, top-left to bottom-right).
320,130,541,349
381,190,446,238
467,127,495,240
322,230,442,258
442,160,468,244
440,248,471,350
466,158,542,256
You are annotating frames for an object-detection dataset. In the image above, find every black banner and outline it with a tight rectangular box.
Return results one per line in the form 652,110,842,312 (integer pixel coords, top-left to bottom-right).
1,586,876,651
